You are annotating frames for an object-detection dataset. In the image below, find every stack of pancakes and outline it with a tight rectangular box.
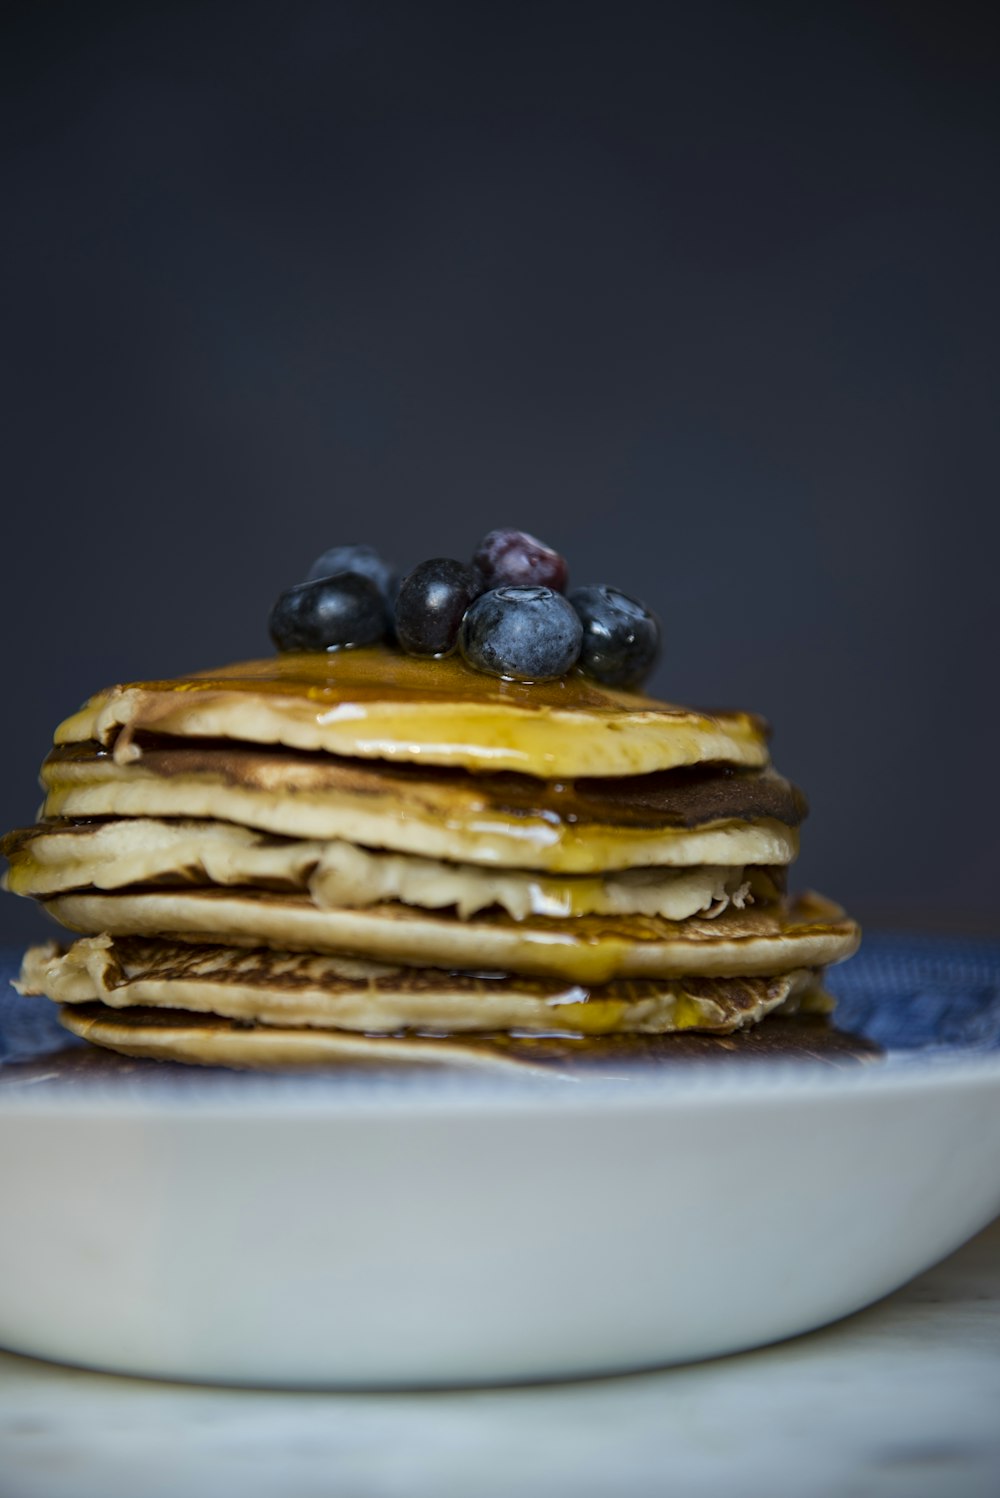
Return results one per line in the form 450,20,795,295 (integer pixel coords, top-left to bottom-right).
3,649,859,1071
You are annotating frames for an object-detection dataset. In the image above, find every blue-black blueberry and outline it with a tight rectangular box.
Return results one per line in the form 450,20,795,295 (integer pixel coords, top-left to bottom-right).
459,586,582,681
568,585,660,689
304,544,396,602
473,529,568,592
394,558,483,657
269,573,388,652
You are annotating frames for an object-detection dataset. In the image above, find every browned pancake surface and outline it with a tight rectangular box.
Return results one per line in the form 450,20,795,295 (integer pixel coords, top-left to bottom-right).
48,1000,880,1074
42,740,806,832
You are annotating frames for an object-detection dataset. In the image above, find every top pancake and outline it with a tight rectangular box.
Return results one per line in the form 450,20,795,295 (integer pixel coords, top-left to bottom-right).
54,648,770,779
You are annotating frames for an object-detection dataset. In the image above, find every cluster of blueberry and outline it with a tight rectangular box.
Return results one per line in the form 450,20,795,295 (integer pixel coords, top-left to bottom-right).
269,530,660,688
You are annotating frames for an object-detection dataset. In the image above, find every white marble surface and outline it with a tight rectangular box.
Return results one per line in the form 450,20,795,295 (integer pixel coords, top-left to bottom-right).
0,1217,998,1498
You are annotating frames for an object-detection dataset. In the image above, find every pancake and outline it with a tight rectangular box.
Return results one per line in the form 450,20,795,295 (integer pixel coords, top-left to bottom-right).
39,744,803,873
43,888,860,984
54,648,770,778
0,1008,883,1082
52,1002,876,1072
20,936,826,1036
3,818,778,922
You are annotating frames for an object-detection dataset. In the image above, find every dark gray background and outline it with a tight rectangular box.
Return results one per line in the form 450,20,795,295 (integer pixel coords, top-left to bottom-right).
3,0,999,947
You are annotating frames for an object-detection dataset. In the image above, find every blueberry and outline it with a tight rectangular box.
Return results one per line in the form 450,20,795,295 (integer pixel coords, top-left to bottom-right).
473,529,568,592
270,573,388,652
568,585,660,689
459,586,582,681
394,558,483,657
304,544,396,601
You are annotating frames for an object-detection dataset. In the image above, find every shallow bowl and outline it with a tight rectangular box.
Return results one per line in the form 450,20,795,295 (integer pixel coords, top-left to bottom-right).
1,935,998,1387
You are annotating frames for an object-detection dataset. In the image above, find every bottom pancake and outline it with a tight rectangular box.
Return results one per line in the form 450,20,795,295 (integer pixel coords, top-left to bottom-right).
19,935,830,1040
56,996,866,1074
0,1008,884,1083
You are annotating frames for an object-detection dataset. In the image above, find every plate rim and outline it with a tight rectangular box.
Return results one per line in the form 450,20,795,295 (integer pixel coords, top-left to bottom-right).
2,1044,1000,1119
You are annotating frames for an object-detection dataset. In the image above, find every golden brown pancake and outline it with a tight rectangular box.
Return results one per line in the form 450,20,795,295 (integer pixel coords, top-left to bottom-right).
54,648,770,778
19,936,826,1036
0,997,881,1082
3,817,779,922
42,888,860,984
38,743,803,873
57,992,853,1071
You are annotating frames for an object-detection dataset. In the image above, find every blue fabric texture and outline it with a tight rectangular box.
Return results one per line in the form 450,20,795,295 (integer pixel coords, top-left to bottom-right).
824,933,1000,1052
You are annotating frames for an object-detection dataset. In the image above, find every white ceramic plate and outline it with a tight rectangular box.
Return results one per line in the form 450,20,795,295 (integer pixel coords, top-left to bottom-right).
1,936,999,1388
